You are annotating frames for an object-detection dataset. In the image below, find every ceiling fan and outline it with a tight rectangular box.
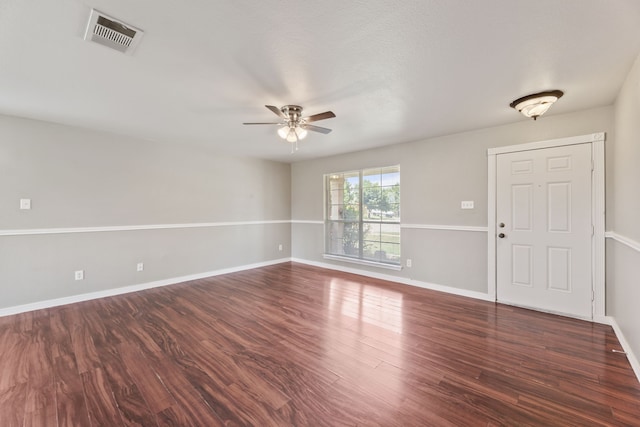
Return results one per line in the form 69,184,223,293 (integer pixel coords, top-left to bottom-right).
243,105,336,152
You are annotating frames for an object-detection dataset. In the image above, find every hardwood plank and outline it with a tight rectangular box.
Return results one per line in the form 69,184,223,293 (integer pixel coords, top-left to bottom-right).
150,355,223,425
23,406,57,427
0,332,30,390
55,350,91,427
56,384,91,427
24,338,55,414
155,404,197,427
81,368,124,427
198,340,291,410
99,347,158,427
0,382,27,427
115,344,174,413
173,356,251,425
112,383,158,427
23,381,56,427
69,322,102,374
12,311,34,333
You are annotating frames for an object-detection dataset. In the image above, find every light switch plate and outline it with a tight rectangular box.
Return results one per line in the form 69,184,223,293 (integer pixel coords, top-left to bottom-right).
20,199,31,210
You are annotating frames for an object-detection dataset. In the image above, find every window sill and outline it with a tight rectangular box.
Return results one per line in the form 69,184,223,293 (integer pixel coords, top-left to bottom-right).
322,254,402,271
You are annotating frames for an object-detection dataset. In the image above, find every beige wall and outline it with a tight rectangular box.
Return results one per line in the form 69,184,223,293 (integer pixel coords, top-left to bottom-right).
291,106,614,293
1,116,290,228
608,53,640,365
0,114,291,309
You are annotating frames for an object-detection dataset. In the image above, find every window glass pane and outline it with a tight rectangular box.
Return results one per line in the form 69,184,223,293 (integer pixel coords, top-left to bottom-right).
381,167,400,186
344,171,359,182
328,204,343,220
381,242,400,262
326,221,343,255
371,185,395,219
385,204,399,221
344,172,359,192
340,222,360,256
328,171,359,205
363,241,381,261
380,224,400,244
328,237,344,255
327,174,343,188
325,166,399,265
343,187,359,206
363,222,381,243
327,222,360,257
363,168,381,186
329,189,342,205
363,185,382,220
381,185,400,204
342,205,360,220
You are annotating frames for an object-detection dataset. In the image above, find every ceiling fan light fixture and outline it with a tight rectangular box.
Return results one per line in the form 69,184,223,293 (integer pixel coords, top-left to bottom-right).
510,90,564,120
277,126,289,139
286,128,298,143
296,127,308,140
279,125,308,143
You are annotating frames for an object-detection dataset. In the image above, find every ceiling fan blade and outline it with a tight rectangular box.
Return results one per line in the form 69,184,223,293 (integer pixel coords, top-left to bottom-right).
265,105,287,119
301,124,332,134
303,111,336,123
242,122,283,125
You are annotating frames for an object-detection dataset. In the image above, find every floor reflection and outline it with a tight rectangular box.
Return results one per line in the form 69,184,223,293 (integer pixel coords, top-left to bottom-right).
328,278,404,334
323,278,407,405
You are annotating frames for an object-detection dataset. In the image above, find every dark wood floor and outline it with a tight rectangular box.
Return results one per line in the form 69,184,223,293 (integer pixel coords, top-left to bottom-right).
1,262,639,426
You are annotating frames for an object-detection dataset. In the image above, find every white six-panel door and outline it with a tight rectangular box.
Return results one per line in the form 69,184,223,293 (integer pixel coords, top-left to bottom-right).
496,143,593,319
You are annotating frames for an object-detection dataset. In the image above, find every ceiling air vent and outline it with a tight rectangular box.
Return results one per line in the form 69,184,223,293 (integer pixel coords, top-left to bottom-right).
83,9,143,54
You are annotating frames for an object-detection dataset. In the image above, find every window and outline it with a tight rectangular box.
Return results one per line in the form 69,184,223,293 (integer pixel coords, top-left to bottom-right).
325,166,400,266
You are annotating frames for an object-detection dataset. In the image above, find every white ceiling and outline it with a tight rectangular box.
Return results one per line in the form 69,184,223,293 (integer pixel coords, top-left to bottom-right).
1,1,639,162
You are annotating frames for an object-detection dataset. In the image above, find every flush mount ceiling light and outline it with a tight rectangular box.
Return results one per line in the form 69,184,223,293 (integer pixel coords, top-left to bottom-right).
510,90,564,120
243,105,335,153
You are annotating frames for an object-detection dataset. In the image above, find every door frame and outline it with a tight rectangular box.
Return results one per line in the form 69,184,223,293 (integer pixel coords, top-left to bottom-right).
487,132,606,322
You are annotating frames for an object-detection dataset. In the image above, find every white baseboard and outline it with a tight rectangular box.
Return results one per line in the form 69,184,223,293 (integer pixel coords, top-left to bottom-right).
607,316,640,384
291,257,494,302
0,258,291,317
0,256,492,317
592,315,612,326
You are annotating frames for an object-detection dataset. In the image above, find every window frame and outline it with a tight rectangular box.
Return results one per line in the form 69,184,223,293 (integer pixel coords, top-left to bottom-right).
323,165,401,270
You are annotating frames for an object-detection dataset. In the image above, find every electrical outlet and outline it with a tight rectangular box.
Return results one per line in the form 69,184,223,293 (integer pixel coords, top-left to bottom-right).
278,244,283,251
406,259,412,268
20,199,31,210
136,262,144,272
461,200,474,209
74,270,84,281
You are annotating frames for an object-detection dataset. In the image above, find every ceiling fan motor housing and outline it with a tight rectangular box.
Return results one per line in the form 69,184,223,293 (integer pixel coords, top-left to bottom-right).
282,105,303,124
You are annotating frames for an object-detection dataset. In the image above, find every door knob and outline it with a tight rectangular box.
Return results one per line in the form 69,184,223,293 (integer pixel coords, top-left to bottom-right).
499,222,505,228
498,233,506,238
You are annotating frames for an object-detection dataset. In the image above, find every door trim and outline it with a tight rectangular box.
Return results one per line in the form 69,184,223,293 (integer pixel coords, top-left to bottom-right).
487,133,606,321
